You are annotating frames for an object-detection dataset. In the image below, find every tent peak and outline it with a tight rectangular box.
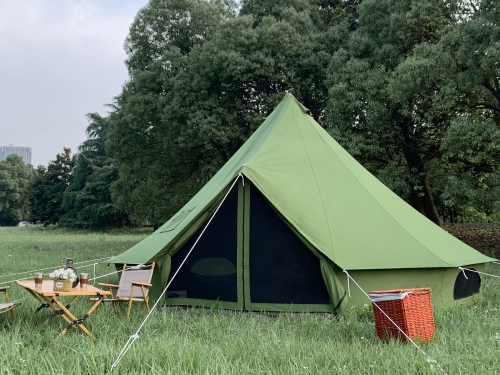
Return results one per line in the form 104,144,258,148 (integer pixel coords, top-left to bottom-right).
283,93,310,114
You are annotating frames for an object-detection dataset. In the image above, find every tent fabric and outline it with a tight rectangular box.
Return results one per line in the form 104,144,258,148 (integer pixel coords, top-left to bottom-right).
108,93,494,311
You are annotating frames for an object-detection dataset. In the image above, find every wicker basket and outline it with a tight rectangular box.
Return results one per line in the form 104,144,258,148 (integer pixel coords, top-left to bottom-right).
53,279,73,292
369,288,435,342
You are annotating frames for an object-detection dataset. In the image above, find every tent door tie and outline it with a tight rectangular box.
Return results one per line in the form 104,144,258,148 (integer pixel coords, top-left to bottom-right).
459,267,469,279
334,291,347,313
343,270,351,297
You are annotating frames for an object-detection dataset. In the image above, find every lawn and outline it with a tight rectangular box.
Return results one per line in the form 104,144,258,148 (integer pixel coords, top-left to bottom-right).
0,226,499,374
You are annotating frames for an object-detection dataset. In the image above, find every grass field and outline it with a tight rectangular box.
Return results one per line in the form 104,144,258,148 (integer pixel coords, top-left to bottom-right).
1,226,500,375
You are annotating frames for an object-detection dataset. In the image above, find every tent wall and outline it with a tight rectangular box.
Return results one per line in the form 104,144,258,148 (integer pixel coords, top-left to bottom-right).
337,263,485,311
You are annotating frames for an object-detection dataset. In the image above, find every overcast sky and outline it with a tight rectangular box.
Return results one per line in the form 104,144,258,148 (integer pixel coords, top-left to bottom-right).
0,0,149,166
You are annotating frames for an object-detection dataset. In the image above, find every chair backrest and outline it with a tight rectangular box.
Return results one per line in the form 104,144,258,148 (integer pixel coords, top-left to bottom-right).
116,263,155,299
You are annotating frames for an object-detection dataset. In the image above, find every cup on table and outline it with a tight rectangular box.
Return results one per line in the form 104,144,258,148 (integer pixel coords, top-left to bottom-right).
80,273,88,288
34,272,43,287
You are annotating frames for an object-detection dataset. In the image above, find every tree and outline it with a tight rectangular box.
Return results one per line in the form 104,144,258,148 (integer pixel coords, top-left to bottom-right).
433,0,500,220
29,148,75,224
107,0,499,227
439,117,500,220
325,0,477,226
0,154,34,225
107,0,236,228
108,0,330,226
60,114,129,229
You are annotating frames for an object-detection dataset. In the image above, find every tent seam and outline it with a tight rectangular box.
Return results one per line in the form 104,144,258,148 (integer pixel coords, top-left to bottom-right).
294,103,336,262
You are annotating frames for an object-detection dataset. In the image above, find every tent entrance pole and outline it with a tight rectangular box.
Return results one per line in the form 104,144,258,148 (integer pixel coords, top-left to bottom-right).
236,178,246,310
242,180,252,310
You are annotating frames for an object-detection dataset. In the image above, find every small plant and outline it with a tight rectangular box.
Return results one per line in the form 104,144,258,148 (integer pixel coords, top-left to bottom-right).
48,268,76,281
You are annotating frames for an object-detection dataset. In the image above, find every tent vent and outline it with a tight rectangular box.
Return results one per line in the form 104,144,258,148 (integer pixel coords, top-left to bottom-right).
453,268,481,300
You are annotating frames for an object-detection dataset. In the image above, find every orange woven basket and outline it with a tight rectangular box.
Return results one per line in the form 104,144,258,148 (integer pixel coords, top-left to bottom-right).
369,288,435,342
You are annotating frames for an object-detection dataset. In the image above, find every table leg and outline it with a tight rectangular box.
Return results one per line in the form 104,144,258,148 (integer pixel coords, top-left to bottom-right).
39,296,74,326
25,289,53,314
54,295,105,342
43,296,79,324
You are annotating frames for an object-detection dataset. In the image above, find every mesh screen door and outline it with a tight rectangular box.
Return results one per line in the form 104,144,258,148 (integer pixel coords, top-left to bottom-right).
167,186,239,303
247,184,331,307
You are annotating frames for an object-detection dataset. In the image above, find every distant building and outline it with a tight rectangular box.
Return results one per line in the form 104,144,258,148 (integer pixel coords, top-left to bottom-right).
0,146,32,164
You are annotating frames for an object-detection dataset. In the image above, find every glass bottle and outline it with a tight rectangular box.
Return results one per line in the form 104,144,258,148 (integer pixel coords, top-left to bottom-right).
65,258,79,288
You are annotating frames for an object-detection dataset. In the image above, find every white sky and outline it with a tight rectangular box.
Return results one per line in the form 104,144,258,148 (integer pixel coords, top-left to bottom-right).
0,0,149,166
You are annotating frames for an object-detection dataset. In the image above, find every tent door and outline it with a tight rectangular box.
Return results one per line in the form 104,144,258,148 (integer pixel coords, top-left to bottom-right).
242,182,332,312
164,182,244,309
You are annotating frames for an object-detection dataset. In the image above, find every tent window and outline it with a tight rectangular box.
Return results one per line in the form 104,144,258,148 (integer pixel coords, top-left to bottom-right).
190,258,236,277
453,268,481,300
248,184,330,305
166,187,238,302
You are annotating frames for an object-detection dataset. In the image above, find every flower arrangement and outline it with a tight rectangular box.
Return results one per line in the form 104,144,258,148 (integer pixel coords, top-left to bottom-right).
49,268,77,282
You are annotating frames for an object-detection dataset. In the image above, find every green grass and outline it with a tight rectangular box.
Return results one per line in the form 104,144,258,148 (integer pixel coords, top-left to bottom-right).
1,226,500,374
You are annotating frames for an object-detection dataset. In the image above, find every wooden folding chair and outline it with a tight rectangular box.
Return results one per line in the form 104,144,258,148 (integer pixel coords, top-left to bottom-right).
0,286,20,322
98,263,155,318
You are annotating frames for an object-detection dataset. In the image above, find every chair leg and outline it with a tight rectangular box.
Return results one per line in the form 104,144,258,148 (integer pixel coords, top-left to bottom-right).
141,286,150,313
127,286,135,318
5,291,15,322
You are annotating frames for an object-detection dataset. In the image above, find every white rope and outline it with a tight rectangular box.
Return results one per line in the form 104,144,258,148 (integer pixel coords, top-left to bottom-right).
0,260,121,287
460,268,469,279
89,269,123,282
459,267,500,280
0,257,111,280
0,274,48,286
0,262,108,287
347,273,351,297
343,270,448,375
111,174,243,371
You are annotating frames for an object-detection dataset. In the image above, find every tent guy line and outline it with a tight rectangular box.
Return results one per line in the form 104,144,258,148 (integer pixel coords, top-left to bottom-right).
0,261,106,287
0,257,111,280
110,175,242,371
459,267,500,280
343,270,448,375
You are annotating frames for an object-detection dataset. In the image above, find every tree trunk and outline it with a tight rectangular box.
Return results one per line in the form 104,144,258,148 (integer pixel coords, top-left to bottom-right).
401,125,442,227
408,174,442,227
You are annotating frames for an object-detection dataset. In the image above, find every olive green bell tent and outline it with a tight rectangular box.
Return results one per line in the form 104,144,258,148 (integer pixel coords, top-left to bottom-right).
107,93,493,314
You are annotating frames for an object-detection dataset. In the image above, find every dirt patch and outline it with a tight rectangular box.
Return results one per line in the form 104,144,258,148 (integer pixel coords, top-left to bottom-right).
444,223,500,260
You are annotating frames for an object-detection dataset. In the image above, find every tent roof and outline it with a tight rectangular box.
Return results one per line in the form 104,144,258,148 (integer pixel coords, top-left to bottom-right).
109,93,493,269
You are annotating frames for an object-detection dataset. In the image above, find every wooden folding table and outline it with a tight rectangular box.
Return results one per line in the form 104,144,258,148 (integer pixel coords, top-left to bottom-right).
16,280,111,341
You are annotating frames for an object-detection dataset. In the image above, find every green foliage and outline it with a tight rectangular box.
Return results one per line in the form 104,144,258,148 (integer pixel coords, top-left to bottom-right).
60,114,128,229
108,0,328,226
439,117,500,219
325,0,500,225
0,154,35,225
102,0,499,225
29,148,76,224
106,0,236,228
